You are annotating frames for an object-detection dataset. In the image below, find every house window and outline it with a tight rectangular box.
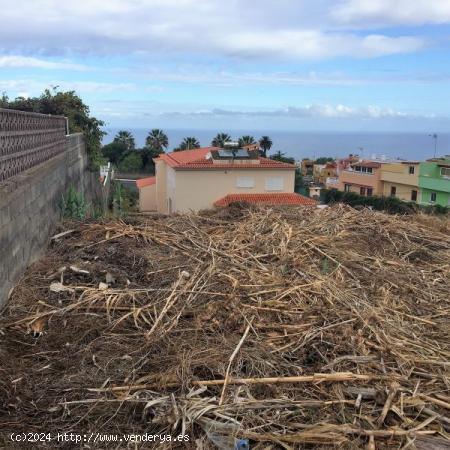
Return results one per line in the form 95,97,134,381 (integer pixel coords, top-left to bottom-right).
367,188,373,196
354,166,361,172
360,187,366,196
236,177,255,188
430,192,437,203
409,166,415,175
390,186,397,197
344,184,351,192
265,177,284,191
441,167,450,178
367,167,373,174
411,190,418,201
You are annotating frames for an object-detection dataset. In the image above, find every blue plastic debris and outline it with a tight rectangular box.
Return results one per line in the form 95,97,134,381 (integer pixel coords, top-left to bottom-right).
235,439,249,450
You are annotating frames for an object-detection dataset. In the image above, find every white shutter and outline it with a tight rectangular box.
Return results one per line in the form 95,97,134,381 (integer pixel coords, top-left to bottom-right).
265,177,283,191
236,177,255,188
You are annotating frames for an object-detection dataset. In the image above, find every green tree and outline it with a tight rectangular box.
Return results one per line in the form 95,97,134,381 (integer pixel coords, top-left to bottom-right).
113,130,135,151
270,151,295,164
259,135,273,157
118,152,143,172
238,135,256,146
3,88,105,168
211,133,231,148
176,136,200,151
315,157,334,164
102,141,128,165
0,92,8,108
145,129,168,153
141,147,163,170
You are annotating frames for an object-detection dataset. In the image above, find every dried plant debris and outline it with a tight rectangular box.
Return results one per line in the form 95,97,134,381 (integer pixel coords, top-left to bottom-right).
0,205,449,449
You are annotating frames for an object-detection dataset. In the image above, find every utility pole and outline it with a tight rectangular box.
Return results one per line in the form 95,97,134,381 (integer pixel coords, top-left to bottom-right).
429,133,438,158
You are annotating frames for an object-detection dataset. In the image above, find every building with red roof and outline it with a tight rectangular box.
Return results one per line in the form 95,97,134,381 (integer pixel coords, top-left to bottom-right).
137,146,314,213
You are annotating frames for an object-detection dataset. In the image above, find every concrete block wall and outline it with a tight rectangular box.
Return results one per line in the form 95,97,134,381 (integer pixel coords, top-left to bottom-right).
0,133,101,307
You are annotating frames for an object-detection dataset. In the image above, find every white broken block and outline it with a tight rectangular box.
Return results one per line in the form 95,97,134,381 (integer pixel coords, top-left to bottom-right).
70,265,90,275
50,282,75,294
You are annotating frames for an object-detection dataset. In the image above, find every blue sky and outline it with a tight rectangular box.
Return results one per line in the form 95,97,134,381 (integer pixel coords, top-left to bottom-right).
1,0,450,132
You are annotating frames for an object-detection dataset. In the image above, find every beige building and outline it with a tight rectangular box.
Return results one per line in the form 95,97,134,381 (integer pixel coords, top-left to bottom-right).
137,147,316,213
379,161,420,202
136,176,157,211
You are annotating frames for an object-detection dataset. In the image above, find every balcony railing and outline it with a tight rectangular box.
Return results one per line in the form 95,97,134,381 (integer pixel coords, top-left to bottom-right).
0,108,68,182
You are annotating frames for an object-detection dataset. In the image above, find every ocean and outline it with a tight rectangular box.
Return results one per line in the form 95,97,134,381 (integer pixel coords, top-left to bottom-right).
103,128,450,161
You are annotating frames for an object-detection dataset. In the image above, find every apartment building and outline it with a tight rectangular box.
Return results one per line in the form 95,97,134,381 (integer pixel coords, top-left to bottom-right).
380,161,420,202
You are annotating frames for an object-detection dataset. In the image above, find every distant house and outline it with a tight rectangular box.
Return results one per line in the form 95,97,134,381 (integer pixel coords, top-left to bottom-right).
419,156,450,206
136,147,316,213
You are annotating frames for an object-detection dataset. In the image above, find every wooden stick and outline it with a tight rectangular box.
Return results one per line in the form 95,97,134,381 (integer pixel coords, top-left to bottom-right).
377,382,399,427
419,394,450,411
88,372,403,393
219,321,252,406
194,372,403,387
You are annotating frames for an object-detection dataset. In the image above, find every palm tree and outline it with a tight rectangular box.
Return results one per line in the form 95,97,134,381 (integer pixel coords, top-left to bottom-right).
113,130,135,151
145,129,168,153
211,133,231,148
176,137,200,151
238,135,256,147
259,135,273,157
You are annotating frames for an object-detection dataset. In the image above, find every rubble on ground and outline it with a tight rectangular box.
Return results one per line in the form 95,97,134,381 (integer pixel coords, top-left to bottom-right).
0,204,449,449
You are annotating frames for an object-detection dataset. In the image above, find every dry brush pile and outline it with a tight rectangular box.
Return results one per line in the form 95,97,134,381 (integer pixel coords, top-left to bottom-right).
0,204,449,449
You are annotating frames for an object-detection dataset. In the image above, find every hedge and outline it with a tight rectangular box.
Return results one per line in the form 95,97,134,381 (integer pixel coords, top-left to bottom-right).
321,189,449,215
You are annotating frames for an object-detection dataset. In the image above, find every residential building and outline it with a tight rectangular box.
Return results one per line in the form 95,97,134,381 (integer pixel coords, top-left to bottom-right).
137,147,316,213
337,160,383,197
380,161,420,202
418,156,450,207
314,162,337,185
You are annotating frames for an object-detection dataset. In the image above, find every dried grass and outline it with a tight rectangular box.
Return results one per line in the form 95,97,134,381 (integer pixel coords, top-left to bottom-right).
0,204,449,449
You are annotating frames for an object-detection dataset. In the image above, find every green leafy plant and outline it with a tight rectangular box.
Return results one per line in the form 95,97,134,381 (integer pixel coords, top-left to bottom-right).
61,186,87,219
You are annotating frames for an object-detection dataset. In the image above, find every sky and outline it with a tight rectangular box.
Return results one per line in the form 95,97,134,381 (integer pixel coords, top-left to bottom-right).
1,0,450,133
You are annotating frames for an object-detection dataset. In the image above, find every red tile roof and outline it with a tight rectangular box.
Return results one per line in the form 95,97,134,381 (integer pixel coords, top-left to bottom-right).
154,147,295,170
136,176,156,188
214,193,318,207
155,148,216,168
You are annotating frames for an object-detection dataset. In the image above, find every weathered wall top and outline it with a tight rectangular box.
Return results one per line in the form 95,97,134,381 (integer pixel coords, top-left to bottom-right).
0,108,68,182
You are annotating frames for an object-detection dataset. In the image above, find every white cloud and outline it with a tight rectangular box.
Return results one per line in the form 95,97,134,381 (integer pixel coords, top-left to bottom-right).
0,56,88,70
221,31,423,59
0,0,432,60
162,104,412,119
0,79,137,95
333,0,450,26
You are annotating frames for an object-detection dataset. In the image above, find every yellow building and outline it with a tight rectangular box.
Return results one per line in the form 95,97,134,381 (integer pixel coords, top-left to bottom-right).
379,162,420,202
314,163,337,184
